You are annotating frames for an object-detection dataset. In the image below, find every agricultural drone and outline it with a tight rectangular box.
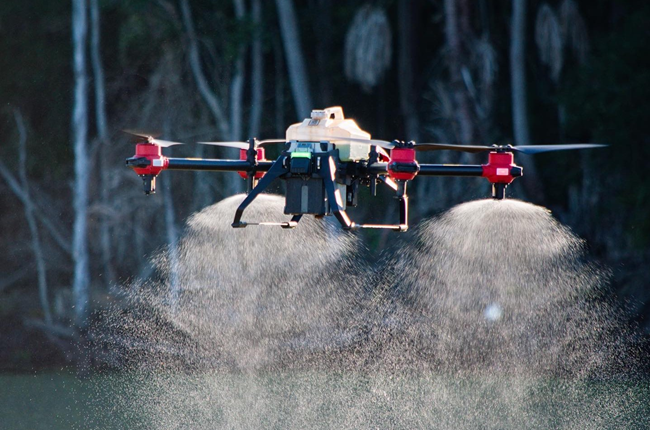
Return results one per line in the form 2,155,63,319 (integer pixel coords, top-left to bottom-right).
126,106,603,232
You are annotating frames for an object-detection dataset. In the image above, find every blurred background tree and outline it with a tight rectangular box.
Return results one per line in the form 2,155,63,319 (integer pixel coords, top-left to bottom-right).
0,0,648,370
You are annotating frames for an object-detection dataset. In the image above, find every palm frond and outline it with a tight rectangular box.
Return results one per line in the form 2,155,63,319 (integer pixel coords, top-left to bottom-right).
559,0,590,64
471,35,498,91
535,3,563,83
344,4,392,92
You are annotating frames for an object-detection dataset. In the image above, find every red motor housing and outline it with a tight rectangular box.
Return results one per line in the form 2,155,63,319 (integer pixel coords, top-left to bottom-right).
482,151,518,184
388,147,419,181
130,143,168,176
238,147,266,179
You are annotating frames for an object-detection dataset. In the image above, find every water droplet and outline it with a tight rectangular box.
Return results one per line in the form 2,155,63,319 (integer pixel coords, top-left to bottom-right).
484,303,502,321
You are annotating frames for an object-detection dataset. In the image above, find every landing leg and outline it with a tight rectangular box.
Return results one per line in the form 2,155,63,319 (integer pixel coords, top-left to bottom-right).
281,214,303,229
396,181,409,231
233,155,289,227
321,155,353,230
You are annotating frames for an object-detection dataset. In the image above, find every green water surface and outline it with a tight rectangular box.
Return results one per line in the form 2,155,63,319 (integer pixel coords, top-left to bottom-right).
1,371,648,429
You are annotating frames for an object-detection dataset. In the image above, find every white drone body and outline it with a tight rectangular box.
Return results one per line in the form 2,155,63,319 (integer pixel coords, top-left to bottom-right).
285,106,371,162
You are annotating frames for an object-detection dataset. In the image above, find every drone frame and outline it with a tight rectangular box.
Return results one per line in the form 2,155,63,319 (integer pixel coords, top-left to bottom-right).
126,134,528,232
125,100,605,233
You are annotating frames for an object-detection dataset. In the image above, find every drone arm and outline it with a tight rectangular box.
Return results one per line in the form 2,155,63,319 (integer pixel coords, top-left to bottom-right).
165,158,273,172
369,162,489,177
416,164,484,176
369,161,522,200
417,161,523,199
368,163,485,176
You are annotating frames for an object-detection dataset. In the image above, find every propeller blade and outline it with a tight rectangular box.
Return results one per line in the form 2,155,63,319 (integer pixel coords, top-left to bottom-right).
122,130,184,147
512,143,607,154
151,138,185,147
413,142,607,154
122,129,162,139
198,139,286,149
376,146,391,160
313,135,395,149
414,143,494,153
198,141,250,150
258,139,287,145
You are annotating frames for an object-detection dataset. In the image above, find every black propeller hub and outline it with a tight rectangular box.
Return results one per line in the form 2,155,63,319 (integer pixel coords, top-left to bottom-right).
495,144,514,153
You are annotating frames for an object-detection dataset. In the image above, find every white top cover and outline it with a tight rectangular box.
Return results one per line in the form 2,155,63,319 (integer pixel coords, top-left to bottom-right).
286,107,370,143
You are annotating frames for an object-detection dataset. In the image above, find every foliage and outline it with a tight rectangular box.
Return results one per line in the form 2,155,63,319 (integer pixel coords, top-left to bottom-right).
0,1,72,178
561,4,650,248
1,0,650,369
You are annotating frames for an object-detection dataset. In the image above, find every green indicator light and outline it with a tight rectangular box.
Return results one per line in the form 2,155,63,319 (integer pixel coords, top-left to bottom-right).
291,151,312,159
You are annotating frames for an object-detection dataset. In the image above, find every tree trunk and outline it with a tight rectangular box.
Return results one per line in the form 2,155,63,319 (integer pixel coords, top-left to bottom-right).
442,0,479,204
510,0,544,201
274,36,286,137
248,0,263,138
398,0,420,141
230,0,246,142
90,0,107,140
399,0,428,221
226,0,246,195
313,0,332,106
510,0,530,147
444,0,474,145
72,0,90,330
90,0,115,286
275,0,313,119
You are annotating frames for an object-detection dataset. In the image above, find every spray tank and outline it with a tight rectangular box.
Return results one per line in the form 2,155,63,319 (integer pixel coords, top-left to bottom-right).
285,106,371,162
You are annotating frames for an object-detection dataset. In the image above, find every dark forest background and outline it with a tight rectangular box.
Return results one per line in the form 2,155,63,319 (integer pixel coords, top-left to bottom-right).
0,0,648,370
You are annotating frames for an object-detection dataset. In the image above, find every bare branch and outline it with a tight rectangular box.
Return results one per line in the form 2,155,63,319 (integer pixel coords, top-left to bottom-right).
0,109,53,325
24,318,75,339
179,0,230,138
32,190,73,254
0,158,71,255
0,266,31,293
